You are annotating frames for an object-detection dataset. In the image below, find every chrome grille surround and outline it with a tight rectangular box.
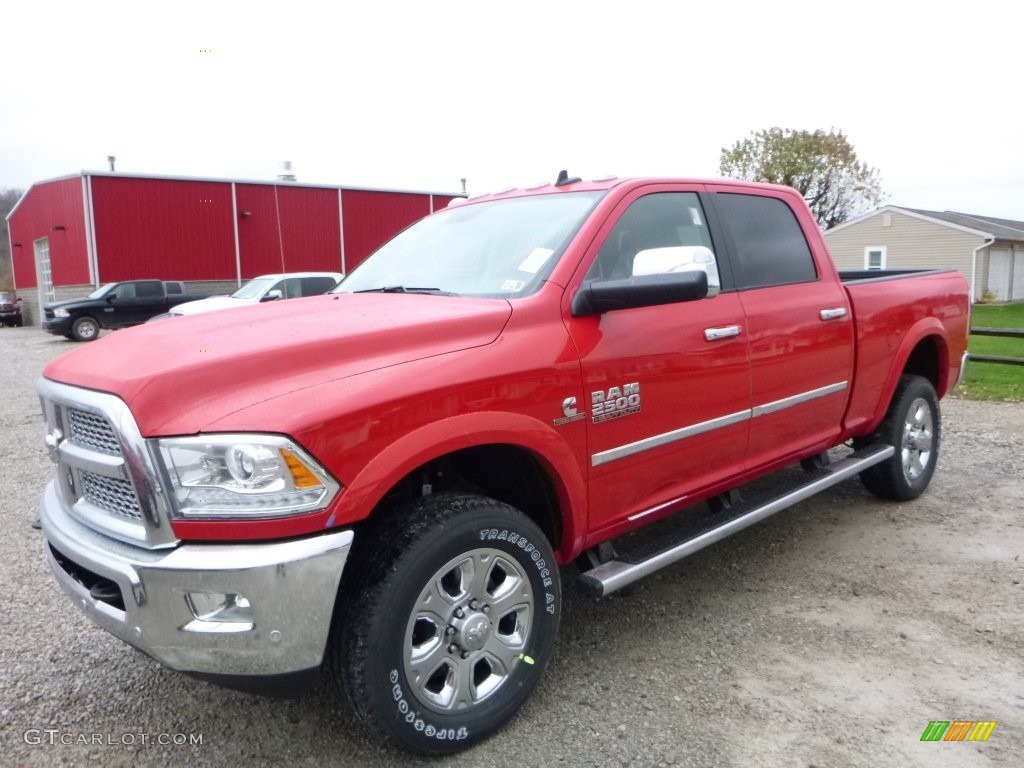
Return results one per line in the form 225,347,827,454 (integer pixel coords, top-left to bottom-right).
37,377,178,549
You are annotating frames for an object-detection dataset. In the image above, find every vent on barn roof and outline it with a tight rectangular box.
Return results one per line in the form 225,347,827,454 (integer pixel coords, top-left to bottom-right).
277,161,296,182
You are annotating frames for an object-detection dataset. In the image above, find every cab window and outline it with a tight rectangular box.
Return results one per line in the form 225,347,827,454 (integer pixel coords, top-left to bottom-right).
585,193,721,293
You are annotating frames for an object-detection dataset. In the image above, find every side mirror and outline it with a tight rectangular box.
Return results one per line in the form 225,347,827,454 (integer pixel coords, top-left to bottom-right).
571,270,709,317
106,295,117,303
633,246,721,297
261,290,284,302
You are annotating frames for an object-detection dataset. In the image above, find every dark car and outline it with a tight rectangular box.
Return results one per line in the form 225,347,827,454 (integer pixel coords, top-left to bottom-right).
42,280,209,341
0,291,23,327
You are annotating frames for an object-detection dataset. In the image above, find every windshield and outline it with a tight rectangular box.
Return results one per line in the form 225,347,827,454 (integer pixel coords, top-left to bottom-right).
231,278,275,300
87,284,116,299
336,191,605,298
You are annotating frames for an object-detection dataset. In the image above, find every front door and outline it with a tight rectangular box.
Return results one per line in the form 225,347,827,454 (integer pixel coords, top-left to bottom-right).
563,187,751,537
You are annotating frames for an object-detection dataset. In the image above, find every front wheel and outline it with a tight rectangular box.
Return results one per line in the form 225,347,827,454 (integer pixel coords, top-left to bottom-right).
70,316,100,341
334,493,560,754
858,374,940,500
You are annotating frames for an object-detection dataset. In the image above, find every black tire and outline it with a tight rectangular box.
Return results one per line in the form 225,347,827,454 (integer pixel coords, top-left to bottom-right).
858,375,940,500
70,316,100,342
334,493,561,754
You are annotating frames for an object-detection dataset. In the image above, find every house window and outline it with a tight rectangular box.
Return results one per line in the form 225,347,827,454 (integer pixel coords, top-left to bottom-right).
865,246,887,270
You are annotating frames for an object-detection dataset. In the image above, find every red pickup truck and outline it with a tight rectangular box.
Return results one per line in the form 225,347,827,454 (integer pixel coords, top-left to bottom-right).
37,175,969,754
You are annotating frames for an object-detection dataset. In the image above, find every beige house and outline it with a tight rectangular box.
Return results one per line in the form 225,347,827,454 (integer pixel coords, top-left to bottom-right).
824,206,1024,302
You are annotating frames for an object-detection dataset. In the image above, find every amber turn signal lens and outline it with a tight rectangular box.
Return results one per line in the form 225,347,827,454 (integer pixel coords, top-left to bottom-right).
280,448,321,488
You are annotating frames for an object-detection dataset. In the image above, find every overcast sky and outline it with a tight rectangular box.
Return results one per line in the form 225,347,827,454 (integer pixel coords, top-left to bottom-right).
2,0,1021,219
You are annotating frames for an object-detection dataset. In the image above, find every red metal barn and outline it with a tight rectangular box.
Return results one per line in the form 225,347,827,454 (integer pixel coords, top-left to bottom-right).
6,172,460,324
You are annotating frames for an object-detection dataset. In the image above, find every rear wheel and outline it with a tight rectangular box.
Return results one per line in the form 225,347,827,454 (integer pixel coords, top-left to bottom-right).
858,374,940,500
335,493,560,754
70,316,100,341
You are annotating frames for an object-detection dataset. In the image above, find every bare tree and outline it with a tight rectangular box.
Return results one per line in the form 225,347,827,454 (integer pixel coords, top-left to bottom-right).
0,188,26,290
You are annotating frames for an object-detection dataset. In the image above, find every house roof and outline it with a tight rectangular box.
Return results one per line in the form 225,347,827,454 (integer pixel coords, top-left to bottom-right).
826,205,1024,243
899,208,1024,241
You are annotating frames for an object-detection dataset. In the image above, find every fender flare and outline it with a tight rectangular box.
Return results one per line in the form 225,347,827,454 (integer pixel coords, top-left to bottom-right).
331,411,587,559
865,316,950,431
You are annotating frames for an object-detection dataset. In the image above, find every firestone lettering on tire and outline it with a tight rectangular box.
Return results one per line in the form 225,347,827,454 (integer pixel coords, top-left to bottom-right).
389,669,469,742
479,528,556,600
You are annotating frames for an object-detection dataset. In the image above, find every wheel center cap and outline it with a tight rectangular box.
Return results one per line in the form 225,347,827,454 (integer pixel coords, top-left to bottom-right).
457,613,491,651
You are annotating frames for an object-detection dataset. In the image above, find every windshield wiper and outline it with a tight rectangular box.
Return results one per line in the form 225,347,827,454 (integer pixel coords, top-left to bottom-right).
355,286,457,295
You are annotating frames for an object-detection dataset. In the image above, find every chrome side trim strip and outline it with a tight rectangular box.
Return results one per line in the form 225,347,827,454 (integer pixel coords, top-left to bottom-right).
627,494,689,522
592,409,750,467
580,445,896,596
591,381,848,467
751,381,848,418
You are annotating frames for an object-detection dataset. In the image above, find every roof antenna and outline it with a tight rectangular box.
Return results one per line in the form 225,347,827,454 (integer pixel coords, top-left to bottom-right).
555,169,581,187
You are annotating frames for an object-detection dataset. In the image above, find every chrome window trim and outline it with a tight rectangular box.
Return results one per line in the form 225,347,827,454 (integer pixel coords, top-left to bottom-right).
37,377,179,549
591,381,848,467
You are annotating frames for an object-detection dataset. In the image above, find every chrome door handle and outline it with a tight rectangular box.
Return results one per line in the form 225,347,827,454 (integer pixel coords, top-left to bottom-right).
704,325,741,341
820,308,847,320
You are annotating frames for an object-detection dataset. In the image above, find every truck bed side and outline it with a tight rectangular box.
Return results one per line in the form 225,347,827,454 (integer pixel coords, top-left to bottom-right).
841,268,969,437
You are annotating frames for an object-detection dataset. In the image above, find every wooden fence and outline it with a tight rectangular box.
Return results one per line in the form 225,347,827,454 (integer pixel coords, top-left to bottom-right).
968,327,1024,366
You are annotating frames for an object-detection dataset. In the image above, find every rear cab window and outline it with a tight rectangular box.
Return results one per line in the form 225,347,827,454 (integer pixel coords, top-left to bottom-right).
714,193,817,289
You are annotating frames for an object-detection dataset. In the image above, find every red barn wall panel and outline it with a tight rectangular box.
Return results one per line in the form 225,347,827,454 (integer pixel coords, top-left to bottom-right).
235,184,342,277
8,177,89,288
235,184,283,277
91,176,235,282
277,186,342,273
341,190,432,272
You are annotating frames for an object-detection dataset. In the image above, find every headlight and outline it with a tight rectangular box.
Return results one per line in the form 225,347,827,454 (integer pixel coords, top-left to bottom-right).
153,434,340,519
54,308,70,318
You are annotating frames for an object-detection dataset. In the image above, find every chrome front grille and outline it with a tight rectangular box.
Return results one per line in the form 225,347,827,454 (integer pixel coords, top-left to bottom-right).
68,408,121,455
38,377,178,549
80,471,142,520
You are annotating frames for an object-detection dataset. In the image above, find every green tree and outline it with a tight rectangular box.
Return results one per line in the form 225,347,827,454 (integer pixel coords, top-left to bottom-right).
719,128,883,229
0,187,25,290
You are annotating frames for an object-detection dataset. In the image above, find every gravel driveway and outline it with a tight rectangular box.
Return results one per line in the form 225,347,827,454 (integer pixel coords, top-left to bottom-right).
1,327,1021,767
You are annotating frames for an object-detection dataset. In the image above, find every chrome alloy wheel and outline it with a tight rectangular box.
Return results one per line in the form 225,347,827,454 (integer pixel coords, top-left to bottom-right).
901,396,934,482
403,548,533,712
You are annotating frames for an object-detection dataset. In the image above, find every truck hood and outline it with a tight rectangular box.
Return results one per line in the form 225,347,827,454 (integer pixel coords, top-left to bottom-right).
44,293,513,435
45,296,99,310
170,295,250,315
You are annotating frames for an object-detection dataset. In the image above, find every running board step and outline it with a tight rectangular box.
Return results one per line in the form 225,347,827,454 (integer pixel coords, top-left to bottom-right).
579,444,894,597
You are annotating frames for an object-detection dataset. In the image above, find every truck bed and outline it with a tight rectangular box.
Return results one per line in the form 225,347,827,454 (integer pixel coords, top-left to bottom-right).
841,268,970,436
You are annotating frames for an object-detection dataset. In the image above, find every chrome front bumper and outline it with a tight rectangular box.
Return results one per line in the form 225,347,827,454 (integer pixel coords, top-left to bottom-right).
41,482,353,676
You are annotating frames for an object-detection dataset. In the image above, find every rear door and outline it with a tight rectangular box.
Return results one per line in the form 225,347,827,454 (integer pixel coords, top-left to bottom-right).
104,281,167,326
564,185,751,537
707,188,853,470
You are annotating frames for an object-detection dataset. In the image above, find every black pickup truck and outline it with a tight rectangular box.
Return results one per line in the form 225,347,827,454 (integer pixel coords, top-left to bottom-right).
42,280,208,341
